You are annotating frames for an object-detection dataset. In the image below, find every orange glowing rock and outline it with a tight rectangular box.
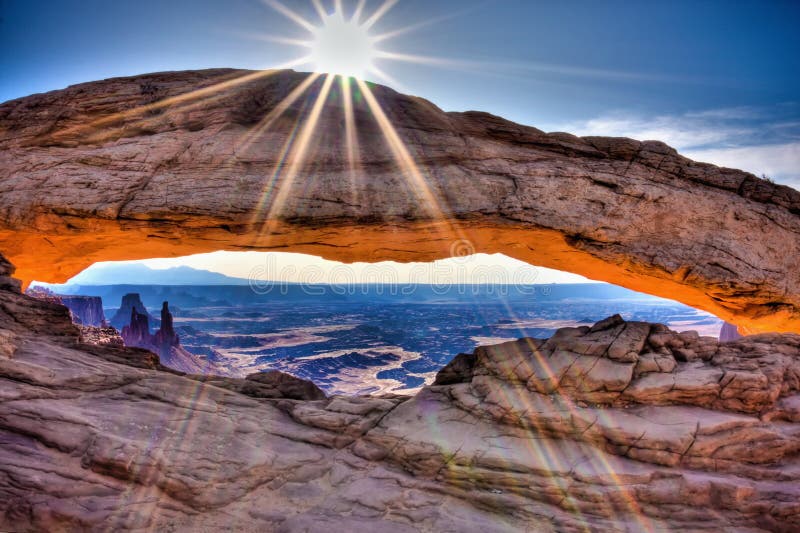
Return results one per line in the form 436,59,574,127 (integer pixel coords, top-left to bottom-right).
0,69,798,333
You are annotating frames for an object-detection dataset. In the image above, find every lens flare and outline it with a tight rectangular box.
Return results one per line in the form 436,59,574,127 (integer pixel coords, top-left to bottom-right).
310,11,375,78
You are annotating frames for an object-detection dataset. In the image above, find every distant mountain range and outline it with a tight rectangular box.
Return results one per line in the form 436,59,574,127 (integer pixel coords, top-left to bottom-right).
44,282,662,313
39,264,252,288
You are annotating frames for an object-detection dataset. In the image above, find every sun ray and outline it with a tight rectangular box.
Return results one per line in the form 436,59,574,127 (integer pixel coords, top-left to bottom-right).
249,118,304,227
310,0,328,21
340,76,362,207
487,333,656,531
56,69,284,143
362,0,399,29
372,50,474,68
372,5,483,43
228,30,313,48
355,78,444,220
351,0,367,23
259,74,336,229
235,72,322,158
262,0,317,32
355,78,477,258
367,64,406,93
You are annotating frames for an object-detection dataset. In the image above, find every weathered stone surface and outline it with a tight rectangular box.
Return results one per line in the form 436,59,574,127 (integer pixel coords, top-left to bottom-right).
1,250,799,531
432,352,474,385
78,324,124,346
443,316,800,415
194,370,325,400
0,70,799,332
60,295,106,326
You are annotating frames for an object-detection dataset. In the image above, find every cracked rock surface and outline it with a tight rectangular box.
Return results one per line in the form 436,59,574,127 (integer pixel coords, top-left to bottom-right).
1,254,799,531
1,69,799,332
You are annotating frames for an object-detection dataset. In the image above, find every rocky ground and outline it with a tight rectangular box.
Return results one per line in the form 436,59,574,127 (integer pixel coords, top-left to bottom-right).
1,253,798,532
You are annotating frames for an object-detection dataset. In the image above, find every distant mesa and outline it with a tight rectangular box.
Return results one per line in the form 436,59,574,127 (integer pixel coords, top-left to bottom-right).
60,295,106,327
110,293,157,330
719,321,743,342
26,286,106,327
64,264,251,286
121,307,152,347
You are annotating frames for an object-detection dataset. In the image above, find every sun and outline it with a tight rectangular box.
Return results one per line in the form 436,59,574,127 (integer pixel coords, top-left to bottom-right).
310,11,375,79
260,0,415,85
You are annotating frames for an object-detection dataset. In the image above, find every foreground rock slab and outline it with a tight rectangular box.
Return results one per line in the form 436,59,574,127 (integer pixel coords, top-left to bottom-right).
0,254,799,531
1,69,799,332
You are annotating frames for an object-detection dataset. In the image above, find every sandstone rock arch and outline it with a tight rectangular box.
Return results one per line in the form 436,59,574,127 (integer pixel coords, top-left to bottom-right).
1,69,799,332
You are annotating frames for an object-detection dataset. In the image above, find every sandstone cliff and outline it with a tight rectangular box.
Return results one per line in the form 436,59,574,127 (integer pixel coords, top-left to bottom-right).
0,70,798,332
25,288,106,327
0,252,798,531
59,295,106,327
720,321,744,343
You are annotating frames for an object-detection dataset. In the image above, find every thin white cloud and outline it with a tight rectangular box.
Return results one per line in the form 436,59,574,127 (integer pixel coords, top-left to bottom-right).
490,60,693,84
683,106,760,120
555,106,800,190
558,112,754,150
683,142,800,190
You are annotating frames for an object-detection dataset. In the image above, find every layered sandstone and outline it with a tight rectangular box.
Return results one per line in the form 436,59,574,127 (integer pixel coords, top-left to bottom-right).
0,253,798,531
24,288,106,327
59,295,106,327
0,70,799,332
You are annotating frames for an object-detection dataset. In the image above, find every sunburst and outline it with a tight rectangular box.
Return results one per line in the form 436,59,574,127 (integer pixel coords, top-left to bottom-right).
260,0,408,85
309,8,376,78
245,0,457,227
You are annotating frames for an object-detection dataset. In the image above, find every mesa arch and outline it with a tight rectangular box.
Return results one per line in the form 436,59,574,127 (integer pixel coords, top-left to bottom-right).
0,69,799,333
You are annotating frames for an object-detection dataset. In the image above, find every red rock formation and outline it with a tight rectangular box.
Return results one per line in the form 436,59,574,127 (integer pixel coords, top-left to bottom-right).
719,321,743,342
153,301,179,352
27,288,107,327
121,307,152,347
59,295,106,327
119,298,214,374
23,286,62,305
1,251,799,531
0,70,798,333
110,293,156,330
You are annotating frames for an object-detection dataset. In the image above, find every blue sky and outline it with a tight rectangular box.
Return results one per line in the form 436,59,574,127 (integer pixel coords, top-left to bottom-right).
4,0,799,284
2,0,798,186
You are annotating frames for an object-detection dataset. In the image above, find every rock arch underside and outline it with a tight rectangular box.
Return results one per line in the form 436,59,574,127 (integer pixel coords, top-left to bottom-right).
1,70,800,532
1,69,799,333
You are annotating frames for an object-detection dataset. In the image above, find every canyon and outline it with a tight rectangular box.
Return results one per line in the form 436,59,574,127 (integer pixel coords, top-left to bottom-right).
1,70,800,531
0,69,799,333
1,252,799,531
